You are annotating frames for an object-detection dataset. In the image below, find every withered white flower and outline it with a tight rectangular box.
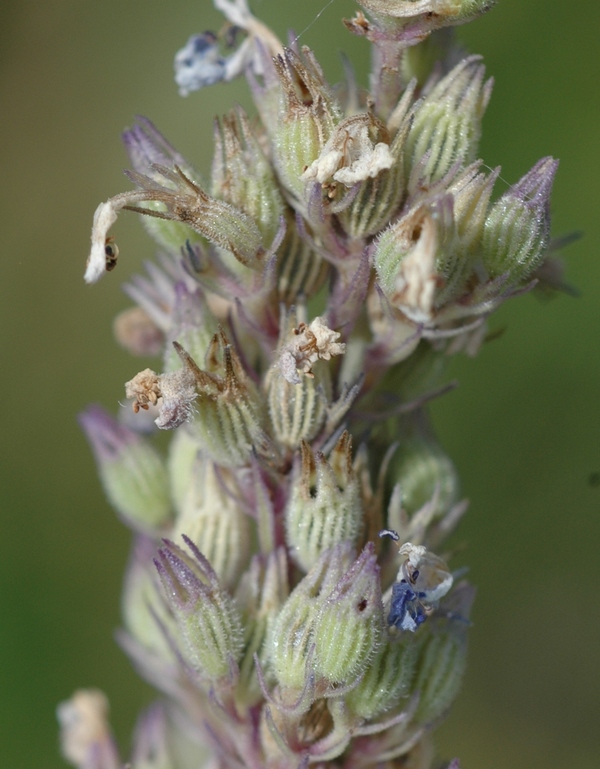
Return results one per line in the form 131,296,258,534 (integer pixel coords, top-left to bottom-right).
125,363,197,430
279,316,346,384
57,690,118,769
387,207,440,324
302,114,394,187
85,196,140,284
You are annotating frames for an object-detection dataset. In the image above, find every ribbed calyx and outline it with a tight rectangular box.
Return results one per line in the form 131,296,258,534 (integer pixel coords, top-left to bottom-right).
65,1,563,768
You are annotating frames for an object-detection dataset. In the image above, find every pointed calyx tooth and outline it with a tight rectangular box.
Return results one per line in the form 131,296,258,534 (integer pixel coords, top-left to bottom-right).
212,108,284,243
286,435,363,571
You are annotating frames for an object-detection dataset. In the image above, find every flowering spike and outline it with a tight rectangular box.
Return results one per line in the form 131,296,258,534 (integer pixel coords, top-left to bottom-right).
75,1,564,766
387,425,460,524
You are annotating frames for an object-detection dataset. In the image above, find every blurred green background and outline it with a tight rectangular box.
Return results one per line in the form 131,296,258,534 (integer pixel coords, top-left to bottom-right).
1,1,598,767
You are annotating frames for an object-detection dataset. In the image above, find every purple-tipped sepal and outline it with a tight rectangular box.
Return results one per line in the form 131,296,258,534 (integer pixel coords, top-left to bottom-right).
483,157,558,285
154,536,244,683
79,405,171,531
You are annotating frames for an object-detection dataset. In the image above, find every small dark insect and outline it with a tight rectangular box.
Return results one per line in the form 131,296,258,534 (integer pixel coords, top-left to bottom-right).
104,236,119,272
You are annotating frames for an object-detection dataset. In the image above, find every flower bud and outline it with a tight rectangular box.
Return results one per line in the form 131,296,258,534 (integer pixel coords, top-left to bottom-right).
167,427,200,517
411,616,468,724
345,635,418,720
268,543,354,691
387,433,459,521
235,549,289,708
212,108,284,244
154,537,244,682
482,157,558,285
79,406,171,531
276,215,328,304
285,433,363,572
405,56,492,185
312,544,384,685
172,457,251,591
121,537,180,668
